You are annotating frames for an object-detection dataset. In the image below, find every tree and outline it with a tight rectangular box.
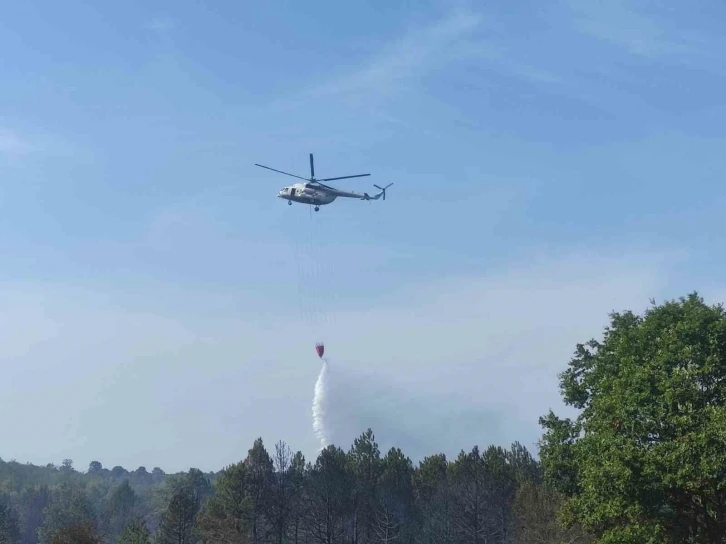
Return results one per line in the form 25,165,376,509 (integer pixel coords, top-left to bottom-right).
244,438,274,544
348,429,382,544
413,454,454,544
0,494,21,544
47,522,99,544
37,482,97,544
373,448,413,544
0,425,622,544
185,468,213,511
481,445,517,542
287,452,307,544
270,440,294,544
132,467,152,488
156,481,200,544
18,485,50,544
117,516,151,544
539,293,726,542
450,447,489,544
105,480,137,539
197,461,251,543
111,467,128,480
304,446,353,544
506,442,541,486
511,481,593,544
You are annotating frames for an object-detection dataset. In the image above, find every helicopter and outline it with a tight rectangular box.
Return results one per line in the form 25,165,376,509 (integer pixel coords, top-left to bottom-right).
255,153,392,211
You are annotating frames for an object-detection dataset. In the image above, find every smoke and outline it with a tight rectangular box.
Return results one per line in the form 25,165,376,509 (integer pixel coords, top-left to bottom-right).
310,358,510,462
312,358,329,449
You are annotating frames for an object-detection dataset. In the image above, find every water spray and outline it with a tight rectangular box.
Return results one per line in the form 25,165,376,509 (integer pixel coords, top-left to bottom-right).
312,357,329,449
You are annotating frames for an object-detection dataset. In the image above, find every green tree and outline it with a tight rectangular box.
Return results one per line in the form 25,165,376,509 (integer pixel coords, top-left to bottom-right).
151,468,166,485
59,461,73,475
506,442,541,486
117,516,151,544
304,445,353,544
47,522,99,544
450,446,489,544
412,454,453,544
481,445,517,542
18,485,50,544
156,481,199,544
131,467,152,489
286,452,307,544
197,461,251,543
539,293,726,542
244,438,274,544
373,448,414,544
37,482,97,544
151,468,209,535
185,468,213,512
270,440,294,544
0,494,21,544
511,481,593,544
105,480,138,539
348,429,382,544
111,467,128,480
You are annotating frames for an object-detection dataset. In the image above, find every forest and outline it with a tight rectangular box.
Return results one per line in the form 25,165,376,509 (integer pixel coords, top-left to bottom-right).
2,292,726,543
0,433,587,544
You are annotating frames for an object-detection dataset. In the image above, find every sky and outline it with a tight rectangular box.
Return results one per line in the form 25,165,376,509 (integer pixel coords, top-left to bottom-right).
1,0,726,473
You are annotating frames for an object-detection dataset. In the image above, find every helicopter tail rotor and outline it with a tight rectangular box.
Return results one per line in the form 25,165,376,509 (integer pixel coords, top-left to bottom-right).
373,183,393,201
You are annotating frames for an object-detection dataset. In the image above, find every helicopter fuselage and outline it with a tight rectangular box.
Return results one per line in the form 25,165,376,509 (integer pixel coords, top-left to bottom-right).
278,183,337,206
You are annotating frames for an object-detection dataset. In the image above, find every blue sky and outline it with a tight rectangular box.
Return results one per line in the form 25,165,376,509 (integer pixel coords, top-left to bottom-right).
1,0,726,472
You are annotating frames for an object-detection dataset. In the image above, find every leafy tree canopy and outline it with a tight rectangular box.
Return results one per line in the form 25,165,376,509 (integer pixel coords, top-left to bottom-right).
539,293,726,543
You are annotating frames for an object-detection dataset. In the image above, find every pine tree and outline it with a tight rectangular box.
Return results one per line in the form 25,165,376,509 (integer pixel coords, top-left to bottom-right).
117,516,152,544
197,461,251,543
156,482,199,544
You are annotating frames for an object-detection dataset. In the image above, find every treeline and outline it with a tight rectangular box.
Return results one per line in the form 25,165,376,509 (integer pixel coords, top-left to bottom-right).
0,457,197,542
0,431,591,543
8,292,718,542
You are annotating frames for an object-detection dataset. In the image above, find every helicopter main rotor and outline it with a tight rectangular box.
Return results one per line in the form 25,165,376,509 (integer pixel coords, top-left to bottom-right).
255,153,370,184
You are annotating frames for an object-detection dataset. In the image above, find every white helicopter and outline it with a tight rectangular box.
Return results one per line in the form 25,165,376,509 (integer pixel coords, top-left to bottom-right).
255,153,392,211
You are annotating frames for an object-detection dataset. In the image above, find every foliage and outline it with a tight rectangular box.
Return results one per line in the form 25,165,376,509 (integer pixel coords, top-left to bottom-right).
540,292,726,542
374,447,413,544
37,481,97,544
244,438,274,544
511,481,593,544
303,445,354,544
0,493,21,544
103,480,138,540
197,460,251,542
47,522,99,544
18,484,50,544
348,429,382,544
117,516,151,544
0,428,570,544
155,477,202,544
